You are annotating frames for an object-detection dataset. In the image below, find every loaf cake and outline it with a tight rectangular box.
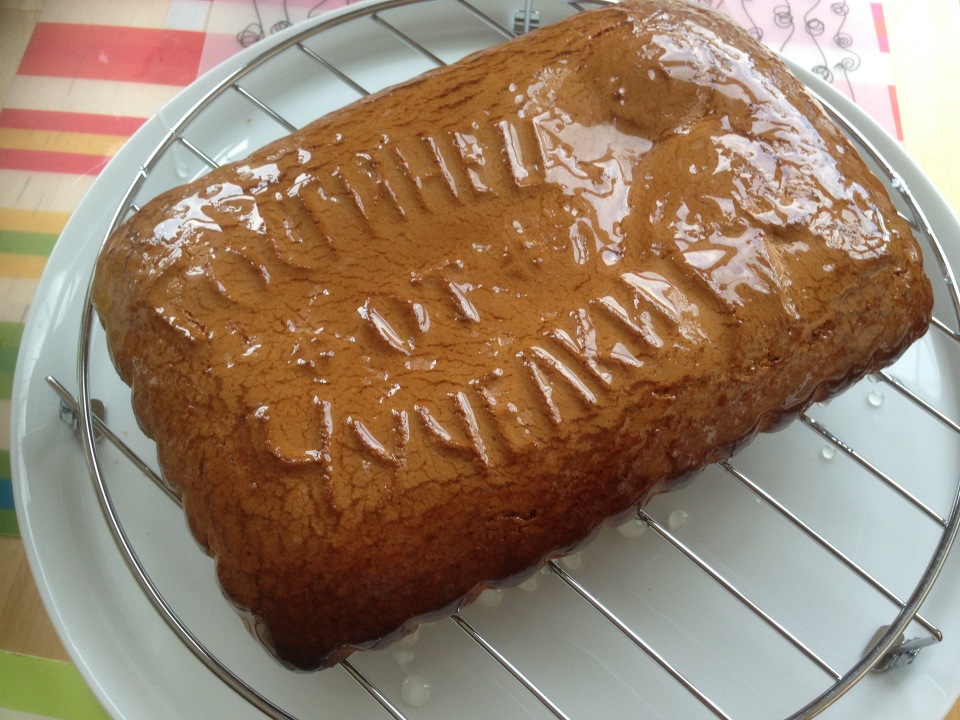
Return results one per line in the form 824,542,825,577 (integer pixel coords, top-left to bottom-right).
92,0,933,670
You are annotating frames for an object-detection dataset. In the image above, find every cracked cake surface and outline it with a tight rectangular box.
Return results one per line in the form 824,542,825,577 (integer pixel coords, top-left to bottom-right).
92,0,933,669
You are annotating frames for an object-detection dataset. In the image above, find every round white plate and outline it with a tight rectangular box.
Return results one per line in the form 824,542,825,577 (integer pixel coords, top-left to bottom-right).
11,1,960,718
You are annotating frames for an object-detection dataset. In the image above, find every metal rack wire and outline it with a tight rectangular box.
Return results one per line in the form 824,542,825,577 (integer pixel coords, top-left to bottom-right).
45,0,960,718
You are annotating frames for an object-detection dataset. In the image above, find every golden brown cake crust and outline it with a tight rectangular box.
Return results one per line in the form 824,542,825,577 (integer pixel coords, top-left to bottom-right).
92,0,932,669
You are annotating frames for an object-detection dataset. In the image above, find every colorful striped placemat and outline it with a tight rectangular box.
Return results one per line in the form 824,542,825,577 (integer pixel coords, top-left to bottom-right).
0,650,110,720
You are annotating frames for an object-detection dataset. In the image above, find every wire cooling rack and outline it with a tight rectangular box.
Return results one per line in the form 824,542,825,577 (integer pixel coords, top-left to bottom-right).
40,0,960,718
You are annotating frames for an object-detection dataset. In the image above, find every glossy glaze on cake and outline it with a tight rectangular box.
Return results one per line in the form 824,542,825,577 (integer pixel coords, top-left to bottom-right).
92,0,933,669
